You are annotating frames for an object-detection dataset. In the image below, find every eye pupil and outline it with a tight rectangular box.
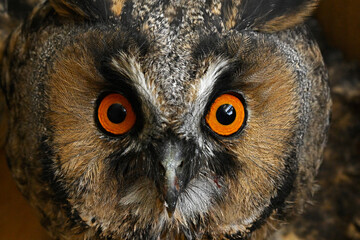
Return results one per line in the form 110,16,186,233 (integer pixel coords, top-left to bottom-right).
216,104,236,125
107,103,127,124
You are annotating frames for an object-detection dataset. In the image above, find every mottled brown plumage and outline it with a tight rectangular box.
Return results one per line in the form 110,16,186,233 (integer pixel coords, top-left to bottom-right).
0,0,330,239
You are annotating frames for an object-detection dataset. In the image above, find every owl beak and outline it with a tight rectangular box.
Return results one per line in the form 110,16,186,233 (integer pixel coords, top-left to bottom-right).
161,141,185,218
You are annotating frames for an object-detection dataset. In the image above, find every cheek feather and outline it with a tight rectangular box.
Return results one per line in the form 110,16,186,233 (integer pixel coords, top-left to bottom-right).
203,47,300,234
178,171,225,219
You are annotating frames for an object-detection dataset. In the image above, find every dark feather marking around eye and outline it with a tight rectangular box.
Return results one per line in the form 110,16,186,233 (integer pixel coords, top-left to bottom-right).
213,65,242,93
106,151,152,194
98,62,134,90
104,142,163,189
208,150,241,180
106,149,139,177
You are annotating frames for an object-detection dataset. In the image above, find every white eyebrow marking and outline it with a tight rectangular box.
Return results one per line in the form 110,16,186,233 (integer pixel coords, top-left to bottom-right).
196,57,229,102
178,57,230,141
110,52,159,109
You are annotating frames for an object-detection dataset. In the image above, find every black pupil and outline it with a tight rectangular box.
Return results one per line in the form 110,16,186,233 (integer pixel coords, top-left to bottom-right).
107,103,127,124
216,104,236,125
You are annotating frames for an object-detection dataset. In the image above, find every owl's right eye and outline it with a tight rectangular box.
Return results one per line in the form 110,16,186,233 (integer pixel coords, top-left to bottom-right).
96,93,136,135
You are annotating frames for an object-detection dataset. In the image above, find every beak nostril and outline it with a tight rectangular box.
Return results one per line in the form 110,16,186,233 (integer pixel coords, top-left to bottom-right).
178,160,184,169
158,162,166,174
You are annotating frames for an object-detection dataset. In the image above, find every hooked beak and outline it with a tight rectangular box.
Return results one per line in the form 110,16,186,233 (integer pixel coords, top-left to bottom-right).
161,141,185,217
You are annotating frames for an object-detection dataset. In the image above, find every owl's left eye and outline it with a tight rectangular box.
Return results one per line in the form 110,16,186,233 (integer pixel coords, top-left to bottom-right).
96,93,136,135
205,92,246,136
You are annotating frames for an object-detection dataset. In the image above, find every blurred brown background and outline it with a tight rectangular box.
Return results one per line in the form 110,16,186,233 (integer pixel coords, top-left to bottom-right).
316,0,360,62
0,0,360,239
0,149,50,239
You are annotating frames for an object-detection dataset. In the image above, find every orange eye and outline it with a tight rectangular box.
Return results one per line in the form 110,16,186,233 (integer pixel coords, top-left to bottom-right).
97,93,136,135
205,93,246,136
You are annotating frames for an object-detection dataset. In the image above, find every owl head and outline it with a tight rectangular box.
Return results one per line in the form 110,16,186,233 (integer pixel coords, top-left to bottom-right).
0,0,330,239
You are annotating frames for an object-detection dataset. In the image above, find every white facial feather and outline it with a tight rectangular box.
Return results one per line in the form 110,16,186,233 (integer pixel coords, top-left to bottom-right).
111,52,160,112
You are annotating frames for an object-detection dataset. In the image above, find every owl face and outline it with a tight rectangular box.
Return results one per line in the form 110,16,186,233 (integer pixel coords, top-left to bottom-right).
0,0,331,239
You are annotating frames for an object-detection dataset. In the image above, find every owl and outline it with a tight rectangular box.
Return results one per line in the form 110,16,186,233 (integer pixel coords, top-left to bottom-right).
0,0,331,239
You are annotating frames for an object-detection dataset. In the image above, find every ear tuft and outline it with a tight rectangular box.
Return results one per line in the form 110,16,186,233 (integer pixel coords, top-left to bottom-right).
49,0,87,18
0,88,8,148
0,4,19,52
0,8,17,100
0,7,11,149
49,0,126,20
230,0,319,32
